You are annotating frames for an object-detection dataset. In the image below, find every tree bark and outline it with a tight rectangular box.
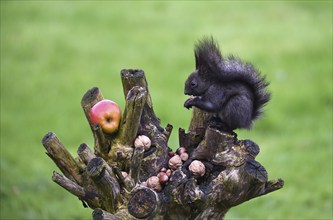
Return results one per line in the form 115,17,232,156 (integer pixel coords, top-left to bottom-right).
42,69,284,220
87,157,121,213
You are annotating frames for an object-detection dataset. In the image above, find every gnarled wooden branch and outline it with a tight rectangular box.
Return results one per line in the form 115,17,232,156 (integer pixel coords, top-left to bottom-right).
179,107,211,154
52,171,101,209
81,87,108,158
42,132,82,185
42,68,283,220
120,69,170,179
87,157,121,213
116,86,147,147
77,143,96,165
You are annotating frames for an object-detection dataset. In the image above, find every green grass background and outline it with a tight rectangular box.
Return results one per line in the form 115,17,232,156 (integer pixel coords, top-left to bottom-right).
1,1,332,219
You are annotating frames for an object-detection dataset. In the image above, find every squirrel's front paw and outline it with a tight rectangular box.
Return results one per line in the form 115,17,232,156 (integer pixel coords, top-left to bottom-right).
184,98,194,109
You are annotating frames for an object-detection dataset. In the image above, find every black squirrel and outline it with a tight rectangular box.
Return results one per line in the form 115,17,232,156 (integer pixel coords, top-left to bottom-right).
184,37,271,131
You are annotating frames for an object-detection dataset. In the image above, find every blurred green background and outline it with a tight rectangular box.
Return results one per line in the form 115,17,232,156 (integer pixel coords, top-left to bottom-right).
1,1,332,219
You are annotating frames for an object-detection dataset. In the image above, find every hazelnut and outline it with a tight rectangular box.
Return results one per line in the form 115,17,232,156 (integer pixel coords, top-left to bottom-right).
158,172,169,184
168,155,183,170
134,135,151,150
146,176,162,192
180,152,189,161
166,169,172,177
177,147,187,155
160,167,167,172
189,160,206,177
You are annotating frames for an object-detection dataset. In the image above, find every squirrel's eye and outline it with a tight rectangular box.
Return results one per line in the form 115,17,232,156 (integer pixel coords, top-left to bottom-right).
191,81,197,88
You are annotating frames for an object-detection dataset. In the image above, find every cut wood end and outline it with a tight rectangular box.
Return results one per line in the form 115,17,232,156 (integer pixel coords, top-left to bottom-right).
77,143,89,154
128,187,157,218
268,178,284,189
87,157,105,178
261,178,285,196
52,171,61,181
81,87,102,106
165,124,173,134
120,69,144,78
42,132,56,145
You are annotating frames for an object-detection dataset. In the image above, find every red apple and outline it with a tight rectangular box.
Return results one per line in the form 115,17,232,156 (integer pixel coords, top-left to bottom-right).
89,99,122,134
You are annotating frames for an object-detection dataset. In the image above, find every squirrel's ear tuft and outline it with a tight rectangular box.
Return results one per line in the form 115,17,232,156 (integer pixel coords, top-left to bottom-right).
194,36,223,75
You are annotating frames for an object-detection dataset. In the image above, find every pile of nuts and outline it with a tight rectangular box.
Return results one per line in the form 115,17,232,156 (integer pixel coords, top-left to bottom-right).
168,147,189,170
146,167,172,192
133,135,206,192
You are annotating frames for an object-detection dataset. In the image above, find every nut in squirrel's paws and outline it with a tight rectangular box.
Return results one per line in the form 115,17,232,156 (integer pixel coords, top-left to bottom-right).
184,96,196,109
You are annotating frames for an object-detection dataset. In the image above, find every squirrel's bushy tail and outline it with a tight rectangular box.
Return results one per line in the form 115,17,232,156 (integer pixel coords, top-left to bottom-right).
194,37,271,120
222,56,270,120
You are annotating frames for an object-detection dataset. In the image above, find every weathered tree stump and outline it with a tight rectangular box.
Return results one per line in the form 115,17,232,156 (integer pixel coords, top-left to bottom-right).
42,69,283,219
